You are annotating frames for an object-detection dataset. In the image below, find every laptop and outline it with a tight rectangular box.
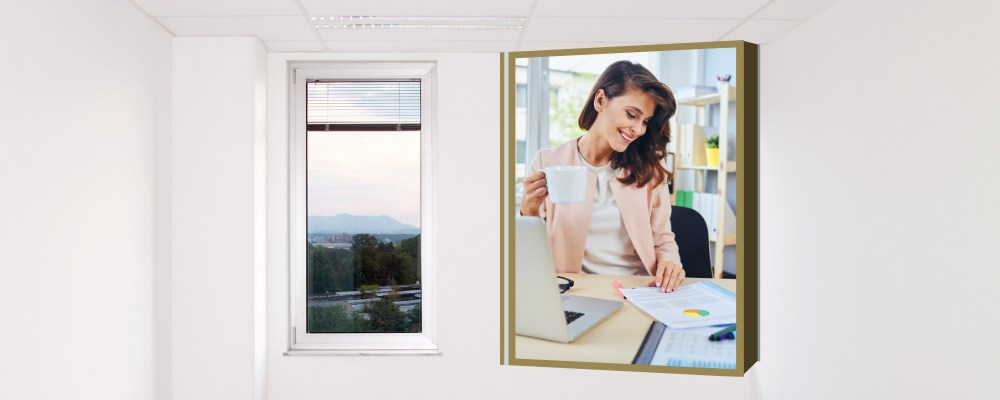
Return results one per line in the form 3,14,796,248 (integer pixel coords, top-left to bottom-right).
515,216,623,343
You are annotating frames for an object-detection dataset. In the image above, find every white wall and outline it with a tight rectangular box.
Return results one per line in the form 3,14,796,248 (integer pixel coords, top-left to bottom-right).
3,0,999,398
0,0,172,399
171,37,268,400
758,0,1000,398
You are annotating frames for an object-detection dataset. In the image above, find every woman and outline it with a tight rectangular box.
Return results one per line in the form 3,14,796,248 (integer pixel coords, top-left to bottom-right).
520,60,684,293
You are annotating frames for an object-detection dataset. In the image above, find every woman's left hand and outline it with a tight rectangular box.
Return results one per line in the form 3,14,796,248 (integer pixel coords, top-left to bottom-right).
649,259,685,293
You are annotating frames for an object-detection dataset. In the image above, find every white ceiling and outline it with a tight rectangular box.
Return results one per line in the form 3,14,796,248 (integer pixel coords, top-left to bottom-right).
128,0,843,52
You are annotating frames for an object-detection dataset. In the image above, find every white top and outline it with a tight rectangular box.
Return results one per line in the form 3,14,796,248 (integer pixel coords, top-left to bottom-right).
578,153,646,276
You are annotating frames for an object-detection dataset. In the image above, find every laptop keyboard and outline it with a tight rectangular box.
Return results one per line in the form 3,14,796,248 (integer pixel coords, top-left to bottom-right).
564,311,585,324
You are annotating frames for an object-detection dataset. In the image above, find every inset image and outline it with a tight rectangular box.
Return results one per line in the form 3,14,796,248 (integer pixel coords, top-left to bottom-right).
502,42,758,376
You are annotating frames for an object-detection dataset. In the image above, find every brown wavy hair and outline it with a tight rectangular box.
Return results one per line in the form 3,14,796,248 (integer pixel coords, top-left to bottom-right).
578,61,676,188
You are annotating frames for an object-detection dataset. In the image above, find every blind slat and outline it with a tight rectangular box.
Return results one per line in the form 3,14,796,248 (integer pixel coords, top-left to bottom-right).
306,80,421,128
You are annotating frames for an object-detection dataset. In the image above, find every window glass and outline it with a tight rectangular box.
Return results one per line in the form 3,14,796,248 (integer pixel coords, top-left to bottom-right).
305,80,422,334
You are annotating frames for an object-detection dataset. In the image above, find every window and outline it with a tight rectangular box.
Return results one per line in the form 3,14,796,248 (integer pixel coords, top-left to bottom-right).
514,53,656,207
288,63,438,354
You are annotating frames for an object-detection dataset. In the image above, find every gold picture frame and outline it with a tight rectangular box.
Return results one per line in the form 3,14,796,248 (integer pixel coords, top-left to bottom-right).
501,41,759,376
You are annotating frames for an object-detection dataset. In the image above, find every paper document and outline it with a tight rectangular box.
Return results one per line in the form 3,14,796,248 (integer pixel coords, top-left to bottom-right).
620,281,735,329
633,322,736,369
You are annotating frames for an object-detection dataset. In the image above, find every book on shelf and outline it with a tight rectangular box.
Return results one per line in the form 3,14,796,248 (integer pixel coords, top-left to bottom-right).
675,190,693,208
677,124,707,167
682,192,736,238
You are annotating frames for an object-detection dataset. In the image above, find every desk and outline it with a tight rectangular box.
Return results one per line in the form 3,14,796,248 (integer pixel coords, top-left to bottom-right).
514,274,737,364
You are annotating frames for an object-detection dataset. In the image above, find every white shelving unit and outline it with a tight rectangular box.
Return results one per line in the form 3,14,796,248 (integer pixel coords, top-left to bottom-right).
669,84,737,278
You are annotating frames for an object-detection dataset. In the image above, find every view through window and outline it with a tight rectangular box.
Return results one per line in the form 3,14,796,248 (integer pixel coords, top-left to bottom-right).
305,80,422,334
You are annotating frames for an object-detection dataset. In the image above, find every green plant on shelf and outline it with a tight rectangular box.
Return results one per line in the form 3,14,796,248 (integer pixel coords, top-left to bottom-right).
705,136,720,149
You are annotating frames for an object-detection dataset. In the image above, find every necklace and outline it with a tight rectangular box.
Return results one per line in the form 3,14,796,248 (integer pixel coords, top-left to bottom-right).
577,136,612,168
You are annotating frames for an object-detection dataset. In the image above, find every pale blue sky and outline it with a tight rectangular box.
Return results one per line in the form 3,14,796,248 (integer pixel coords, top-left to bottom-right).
307,131,421,227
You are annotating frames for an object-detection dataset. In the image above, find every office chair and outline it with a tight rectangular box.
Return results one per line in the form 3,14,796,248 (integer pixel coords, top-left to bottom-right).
669,206,713,278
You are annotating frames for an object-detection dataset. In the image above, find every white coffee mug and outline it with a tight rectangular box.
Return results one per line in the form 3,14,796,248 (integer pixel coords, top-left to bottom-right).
543,166,587,204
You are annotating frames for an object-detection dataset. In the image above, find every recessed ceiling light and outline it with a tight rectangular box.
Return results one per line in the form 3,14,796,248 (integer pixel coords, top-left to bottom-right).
311,15,526,30
316,23,523,30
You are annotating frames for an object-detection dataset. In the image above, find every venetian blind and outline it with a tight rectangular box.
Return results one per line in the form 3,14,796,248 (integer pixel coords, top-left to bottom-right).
306,80,421,132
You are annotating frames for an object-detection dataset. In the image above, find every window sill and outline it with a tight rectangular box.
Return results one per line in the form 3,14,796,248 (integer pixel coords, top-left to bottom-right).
284,349,442,357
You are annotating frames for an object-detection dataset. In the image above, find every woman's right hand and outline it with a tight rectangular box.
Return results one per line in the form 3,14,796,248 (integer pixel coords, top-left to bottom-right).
519,171,548,217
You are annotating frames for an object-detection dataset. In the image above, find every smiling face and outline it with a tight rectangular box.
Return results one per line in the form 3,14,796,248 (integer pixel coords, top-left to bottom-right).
591,88,657,153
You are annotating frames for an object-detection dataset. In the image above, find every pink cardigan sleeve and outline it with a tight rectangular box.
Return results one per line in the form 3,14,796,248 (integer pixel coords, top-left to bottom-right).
649,180,683,268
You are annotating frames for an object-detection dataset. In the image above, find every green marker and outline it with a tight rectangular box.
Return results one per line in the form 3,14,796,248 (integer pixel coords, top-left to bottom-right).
709,324,736,341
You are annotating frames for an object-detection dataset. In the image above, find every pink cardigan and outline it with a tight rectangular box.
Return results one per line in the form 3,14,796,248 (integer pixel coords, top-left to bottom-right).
529,139,682,275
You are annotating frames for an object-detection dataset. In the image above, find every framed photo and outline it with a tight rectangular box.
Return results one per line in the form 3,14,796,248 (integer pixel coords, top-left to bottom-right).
501,41,759,375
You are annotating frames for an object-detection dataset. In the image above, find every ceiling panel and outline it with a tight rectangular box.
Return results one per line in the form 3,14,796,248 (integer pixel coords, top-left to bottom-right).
532,0,770,19
158,16,316,41
754,0,843,19
265,40,327,52
722,20,805,44
319,28,522,42
131,0,302,16
300,0,535,17
322,40,515,53
517,42,654,52
523,17,738,43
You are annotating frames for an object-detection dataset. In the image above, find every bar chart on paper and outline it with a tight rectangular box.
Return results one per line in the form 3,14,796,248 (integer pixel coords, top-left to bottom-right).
649,325,736,369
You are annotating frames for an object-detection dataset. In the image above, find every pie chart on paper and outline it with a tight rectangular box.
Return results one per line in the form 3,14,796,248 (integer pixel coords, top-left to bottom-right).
683,309,710,317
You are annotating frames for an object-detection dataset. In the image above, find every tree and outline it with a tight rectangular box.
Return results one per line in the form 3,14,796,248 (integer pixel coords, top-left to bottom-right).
310,248,336,294
352,234,384,286
308,304,372,333
368,297,406,332
330,248,353,292
405,304,422,333
359,284,380,299
306,242,315,295
308,305,354,332
398,255,418,285
396,234,420,259
351,233,381,249
378,252,402,285
548,78,595,148
395,235,421,284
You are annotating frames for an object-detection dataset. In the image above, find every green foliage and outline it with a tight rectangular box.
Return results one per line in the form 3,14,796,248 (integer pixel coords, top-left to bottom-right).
377,252,401,285
706,136,720,149
307,247,353,295
405,304,422,333
547,74,597,148
396,235,420,259
352,234,382,286
309,234,421,298
395,235,421,284
351,233,382,249
308,233,423,334
349,234,420,286
549,86,589,148
308,305,371,333
368,297,408,332
398,255,419,285
359,284,380,299
310,249,334,293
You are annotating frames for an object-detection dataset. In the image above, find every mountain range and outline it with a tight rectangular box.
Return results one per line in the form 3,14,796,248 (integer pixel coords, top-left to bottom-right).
307,214,419,235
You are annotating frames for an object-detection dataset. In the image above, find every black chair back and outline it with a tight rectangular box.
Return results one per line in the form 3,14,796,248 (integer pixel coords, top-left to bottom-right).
669,206,713,278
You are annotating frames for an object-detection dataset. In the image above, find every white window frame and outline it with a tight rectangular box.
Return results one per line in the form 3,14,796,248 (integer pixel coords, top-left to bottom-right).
286,62,438,355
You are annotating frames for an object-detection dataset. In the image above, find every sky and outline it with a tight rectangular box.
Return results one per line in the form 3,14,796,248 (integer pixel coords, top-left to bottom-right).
307,131,421,227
